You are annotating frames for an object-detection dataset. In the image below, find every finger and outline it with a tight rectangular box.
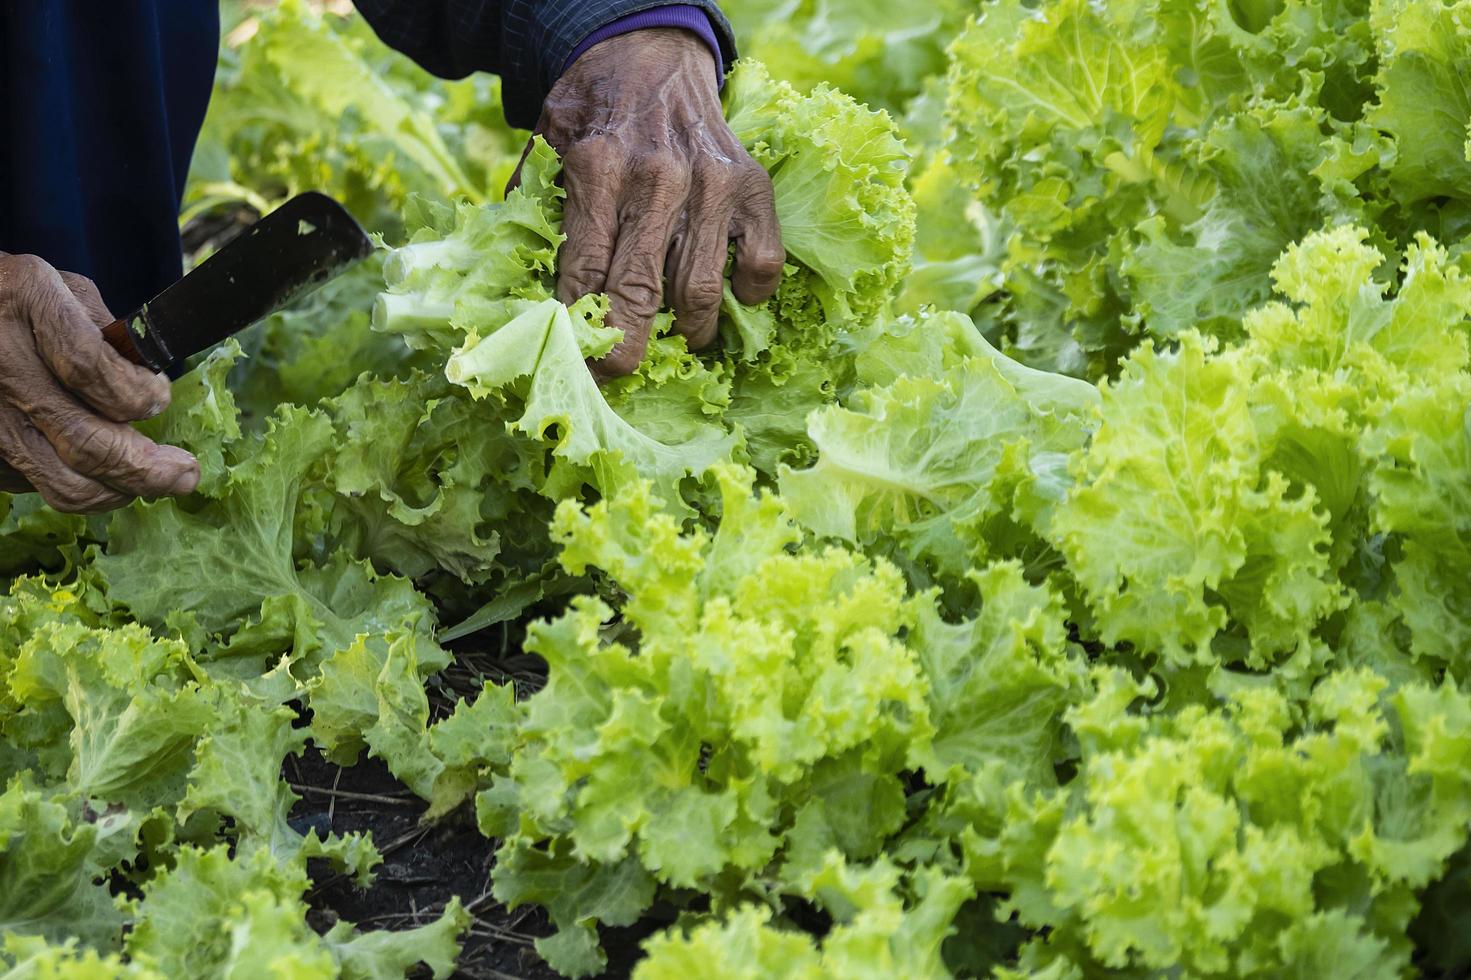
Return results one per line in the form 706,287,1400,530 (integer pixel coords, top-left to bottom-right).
730,167,785,306
2,378,198,499
594,175,687,378
668,185,735,351
0,401,127,514
556,141,623,307
3,255,171,423
0,460,35,494
59,272,117,328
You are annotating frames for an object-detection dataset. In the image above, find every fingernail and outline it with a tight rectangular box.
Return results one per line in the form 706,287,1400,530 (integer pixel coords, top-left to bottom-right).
173,465,200,496
160,449,200,494
144,400,166,420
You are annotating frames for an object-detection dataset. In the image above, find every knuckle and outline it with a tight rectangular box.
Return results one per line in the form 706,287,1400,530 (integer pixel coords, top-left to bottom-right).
634,150,691,190
58,271,97,302
679,275,724,315
2,253,51,281
690,171,737,213
60,273,112,321
1,255,58,314
742,160,776,194
740,175,780,219
610,274,662,316
58,271,90,293
561,140,597,170
58,419,127,475
558,256,610,300
750,243,787,275
10,420,47,459
564,138,624,182
560,269,604,296
538,91,576,124
702,158,745,190
564,135,612,161
52,349,106,394
560,235,614,272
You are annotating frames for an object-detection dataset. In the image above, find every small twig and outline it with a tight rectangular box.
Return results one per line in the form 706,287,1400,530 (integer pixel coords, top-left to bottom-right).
467,957,537,980
379,824,434,857
289,784,418,807
360,908,440,928
463,888,498,913
465,921,536,947
327,766,343,826
458,962,528,980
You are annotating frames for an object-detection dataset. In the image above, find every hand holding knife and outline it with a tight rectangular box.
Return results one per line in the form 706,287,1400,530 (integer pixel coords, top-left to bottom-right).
0,193,371,513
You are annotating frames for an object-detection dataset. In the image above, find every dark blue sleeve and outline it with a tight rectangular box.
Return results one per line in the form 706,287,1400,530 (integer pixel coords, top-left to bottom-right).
351,0,736,128
0,2,219,316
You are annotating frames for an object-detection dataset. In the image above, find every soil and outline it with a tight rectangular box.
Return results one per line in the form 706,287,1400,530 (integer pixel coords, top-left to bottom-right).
288,746,562,980
287,631,665,980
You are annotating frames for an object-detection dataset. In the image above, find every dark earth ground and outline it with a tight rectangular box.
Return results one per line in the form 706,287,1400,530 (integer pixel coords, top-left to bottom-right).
289,745,565,980
287,632,665,980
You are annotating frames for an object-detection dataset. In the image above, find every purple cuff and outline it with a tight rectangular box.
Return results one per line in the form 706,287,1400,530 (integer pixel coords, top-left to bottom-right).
562,5,726,87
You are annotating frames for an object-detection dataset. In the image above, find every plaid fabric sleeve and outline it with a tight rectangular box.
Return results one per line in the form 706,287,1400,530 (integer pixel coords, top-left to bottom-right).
351,1,504,80
353,0,737,129
562,6,725,86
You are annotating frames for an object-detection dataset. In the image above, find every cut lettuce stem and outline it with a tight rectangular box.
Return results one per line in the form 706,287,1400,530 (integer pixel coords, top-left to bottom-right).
382,239,479,286
371,292,456,336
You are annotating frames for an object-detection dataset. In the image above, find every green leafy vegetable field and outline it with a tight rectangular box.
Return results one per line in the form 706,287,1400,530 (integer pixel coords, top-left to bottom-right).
7,0,1471,976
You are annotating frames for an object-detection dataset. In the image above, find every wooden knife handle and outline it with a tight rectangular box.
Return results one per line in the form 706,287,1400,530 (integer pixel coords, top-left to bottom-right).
101,316,175,377
101,318,147,367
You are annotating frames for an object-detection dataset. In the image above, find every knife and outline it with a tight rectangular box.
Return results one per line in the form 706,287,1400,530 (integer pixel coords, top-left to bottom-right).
101,192,374,378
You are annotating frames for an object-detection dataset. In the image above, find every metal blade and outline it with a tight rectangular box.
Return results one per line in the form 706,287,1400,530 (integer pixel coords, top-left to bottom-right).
133,193,373,371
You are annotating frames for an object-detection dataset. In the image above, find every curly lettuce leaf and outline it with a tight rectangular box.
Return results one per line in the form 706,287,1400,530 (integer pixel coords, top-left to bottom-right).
480,466,933,975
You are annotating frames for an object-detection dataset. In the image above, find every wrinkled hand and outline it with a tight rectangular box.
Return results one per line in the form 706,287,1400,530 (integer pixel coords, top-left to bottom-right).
0,254,199,513
527,27,785,378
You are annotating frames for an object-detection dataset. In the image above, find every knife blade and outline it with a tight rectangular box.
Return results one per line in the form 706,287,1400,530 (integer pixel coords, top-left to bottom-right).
101,192,374,377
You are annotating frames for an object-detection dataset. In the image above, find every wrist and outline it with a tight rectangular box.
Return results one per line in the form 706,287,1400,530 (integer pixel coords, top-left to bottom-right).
561,7,725,87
